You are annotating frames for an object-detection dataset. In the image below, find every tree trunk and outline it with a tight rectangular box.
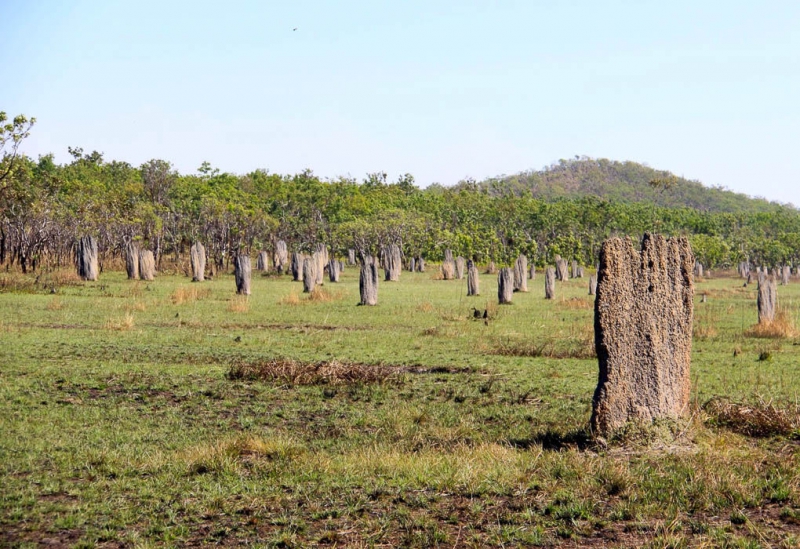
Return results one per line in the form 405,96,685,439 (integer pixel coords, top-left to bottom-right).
257,251,269,271
303,257,316,293
758,274,777,323
139,250,156,281
467,259,480,296
234,255,251,295
328,259,340,282
125,242,140,280
591,234,694,436
291,252,303,281
545,267,556,299
513,255,528,292
385,244,401,281
498,267,513,304
190,242,206,282
455,256,465,280
76,236,99,281
359,255,379,305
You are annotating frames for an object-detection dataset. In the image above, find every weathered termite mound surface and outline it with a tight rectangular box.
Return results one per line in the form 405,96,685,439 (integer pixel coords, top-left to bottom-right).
234,255,252,295
77,235,99,281
125,242,139,280
758,274,777,324
591,233,694,436
273,240,288,273
466,259,479,296
190,242,205,282
138,250,156,281
498,267,513,304
360,255,379,306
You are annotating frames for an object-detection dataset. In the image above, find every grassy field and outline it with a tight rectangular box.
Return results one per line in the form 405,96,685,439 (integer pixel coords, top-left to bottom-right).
2,264,800,547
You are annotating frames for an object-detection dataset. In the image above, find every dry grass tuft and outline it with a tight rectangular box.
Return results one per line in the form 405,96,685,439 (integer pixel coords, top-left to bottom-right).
489,333,596,359
416,301,435,313
183,434,306,475
744,308,798,339
693,323,718,341
228,359,401,386
704,396,800,437
46,269,83,287
308,286,341,302
278,291,302,305
170,285,211,305
279,287,345,305
227,296,250,313
125,300,147,313
105,312,135,331
559,297,593,310
45,297,64,311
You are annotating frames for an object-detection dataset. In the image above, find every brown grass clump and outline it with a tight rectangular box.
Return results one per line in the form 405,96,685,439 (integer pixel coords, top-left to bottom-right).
308,286,341,302
183,434,306,475
125,300,147,312
227,359,400,386
0,273,36,293
489,333,596,360
44,269,83,287
559,297,593,310
227,296,250,313
744,308,798,339
704,396,800,437
693,323,718,341
171,285,211,305
278,291,302,305
45,297,64,311
416,301,435,313
279,287,345,306
105,312,135,331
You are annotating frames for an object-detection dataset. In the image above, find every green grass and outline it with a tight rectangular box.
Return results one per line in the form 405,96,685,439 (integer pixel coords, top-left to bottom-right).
2,266,800,547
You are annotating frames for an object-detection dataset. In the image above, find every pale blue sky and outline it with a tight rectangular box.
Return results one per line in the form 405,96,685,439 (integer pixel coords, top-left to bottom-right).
2,1,799,204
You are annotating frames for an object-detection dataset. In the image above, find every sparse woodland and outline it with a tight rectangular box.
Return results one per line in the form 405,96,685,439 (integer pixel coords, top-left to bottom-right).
2,139,800,275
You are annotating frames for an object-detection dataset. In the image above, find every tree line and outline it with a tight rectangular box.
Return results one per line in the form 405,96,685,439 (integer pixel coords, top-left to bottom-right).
2,120,799,274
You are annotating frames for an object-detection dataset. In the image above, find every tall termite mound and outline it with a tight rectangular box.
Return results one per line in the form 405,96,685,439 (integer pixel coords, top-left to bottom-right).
467,259,480,296
190,242,206,282
359,255,379,306
77,236,99,281
234,255,252,295
513,255,528,292
591,234,694,436
138,250,156,281
498,268,513,304
125,242,139,280
757,274,777,324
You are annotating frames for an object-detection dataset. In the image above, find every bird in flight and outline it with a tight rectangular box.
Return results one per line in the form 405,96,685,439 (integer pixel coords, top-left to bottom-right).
293,27,298,31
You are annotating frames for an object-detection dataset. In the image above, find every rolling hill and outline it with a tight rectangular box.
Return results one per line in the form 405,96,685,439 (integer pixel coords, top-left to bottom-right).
478,157,790,213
